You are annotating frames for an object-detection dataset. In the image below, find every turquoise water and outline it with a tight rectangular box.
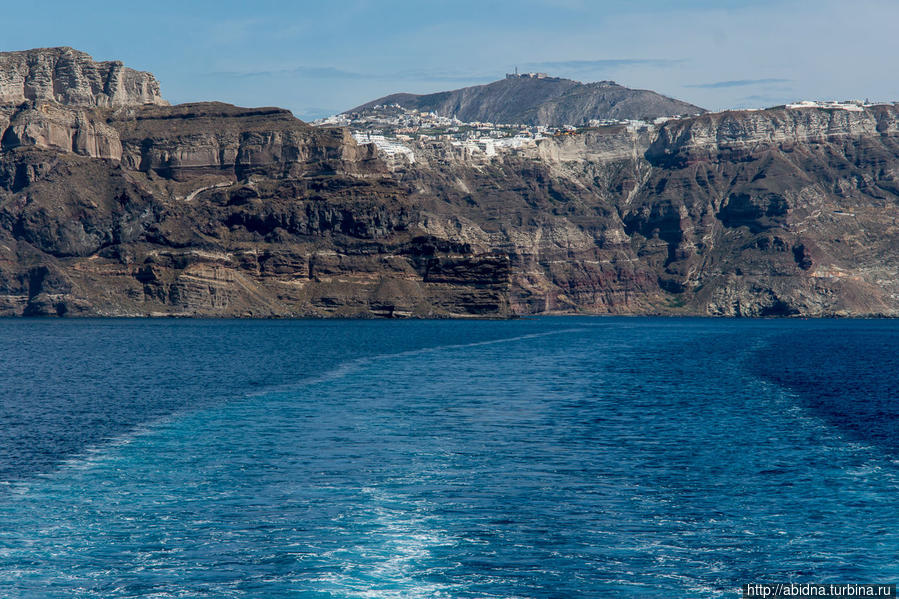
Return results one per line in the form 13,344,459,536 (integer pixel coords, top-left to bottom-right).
0,318,897,597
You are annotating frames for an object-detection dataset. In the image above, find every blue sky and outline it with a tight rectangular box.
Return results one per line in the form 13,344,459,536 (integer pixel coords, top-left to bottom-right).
4,0,898,120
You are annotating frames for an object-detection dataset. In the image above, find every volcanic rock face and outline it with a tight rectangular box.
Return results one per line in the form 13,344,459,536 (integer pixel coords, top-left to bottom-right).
110,103,384,180
1,48,899,318
646,106,899,166
631,106,899,316
1,102,122,160
0,47,166,108
0,61,512,317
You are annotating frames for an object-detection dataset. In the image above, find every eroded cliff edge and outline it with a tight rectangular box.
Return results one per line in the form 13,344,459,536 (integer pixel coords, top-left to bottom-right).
1,48,897,317
0,47,166,108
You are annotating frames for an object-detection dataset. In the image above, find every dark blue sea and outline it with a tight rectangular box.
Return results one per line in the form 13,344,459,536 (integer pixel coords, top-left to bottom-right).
0,318,896,598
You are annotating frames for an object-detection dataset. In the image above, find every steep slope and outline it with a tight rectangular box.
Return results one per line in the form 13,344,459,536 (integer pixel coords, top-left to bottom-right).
2,47,899,318
4,100,899,317
348,77,703,125
396,107,899,317
0,101,514,317
630,106,899,316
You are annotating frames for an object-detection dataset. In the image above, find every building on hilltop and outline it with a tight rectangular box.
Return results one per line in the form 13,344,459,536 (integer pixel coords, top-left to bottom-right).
506,67,548,79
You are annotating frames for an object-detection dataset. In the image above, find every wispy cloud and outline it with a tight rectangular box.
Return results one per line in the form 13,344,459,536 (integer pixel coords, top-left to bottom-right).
211,66,368,80
382,69,497,83
209,66,505,84
740,94,791,102
210,59,682,84
526,58,684,71
291,107,337,120
732,93,797,108
686,78,791,89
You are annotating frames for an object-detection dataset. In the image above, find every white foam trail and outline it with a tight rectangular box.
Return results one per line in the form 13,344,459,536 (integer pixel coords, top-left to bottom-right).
307,486,462,598
1,415,182,494
246,327,587,399
2,325,586,491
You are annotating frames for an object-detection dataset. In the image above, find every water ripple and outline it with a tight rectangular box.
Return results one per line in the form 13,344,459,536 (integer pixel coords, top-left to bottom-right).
0,319,897,597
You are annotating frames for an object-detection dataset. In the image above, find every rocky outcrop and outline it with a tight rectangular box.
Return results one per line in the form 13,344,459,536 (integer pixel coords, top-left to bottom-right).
110,103,379,179
0,47,167,107
350,77,704,126
647,105,899,166
1,102,122,160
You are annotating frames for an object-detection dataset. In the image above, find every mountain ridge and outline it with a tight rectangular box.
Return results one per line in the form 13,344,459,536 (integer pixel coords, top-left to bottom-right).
348,76,704,126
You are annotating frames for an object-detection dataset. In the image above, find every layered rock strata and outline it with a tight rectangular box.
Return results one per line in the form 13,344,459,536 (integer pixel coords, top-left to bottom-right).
0,47,166,107
1,48,898,317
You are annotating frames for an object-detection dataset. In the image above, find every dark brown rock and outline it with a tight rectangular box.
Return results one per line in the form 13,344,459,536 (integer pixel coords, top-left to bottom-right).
1,49,899,318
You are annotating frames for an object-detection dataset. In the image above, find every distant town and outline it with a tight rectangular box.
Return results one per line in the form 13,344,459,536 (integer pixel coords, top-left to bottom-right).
313,103,673,165
313,85,894,167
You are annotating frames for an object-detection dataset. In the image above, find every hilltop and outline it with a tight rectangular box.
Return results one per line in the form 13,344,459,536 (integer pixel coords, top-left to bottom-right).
347,74,704,126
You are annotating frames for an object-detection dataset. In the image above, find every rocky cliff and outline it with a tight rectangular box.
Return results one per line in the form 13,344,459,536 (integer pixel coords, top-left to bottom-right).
1,48,898,318
0,69,511,317
630,105,899,316
350,77,704,126
647,106,899,166
0,47,166,108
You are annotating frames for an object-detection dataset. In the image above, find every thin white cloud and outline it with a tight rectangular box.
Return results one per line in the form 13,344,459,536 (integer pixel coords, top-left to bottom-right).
686,79,791,89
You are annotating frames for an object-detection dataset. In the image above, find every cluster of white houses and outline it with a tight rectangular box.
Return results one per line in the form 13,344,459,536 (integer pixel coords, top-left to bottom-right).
319,104,562,165
785,100,867,112
350,132,417,163
314,94,894,167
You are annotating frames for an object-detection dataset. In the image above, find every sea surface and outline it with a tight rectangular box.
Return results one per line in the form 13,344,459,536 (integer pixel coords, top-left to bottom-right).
0,318,896,598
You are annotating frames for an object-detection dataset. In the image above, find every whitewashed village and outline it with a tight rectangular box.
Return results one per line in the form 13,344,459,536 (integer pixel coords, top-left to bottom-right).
313,73,890,167
314,103,675,167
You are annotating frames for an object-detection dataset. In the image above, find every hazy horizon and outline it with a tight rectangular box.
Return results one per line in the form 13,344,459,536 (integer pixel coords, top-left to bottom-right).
4,0,898,120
